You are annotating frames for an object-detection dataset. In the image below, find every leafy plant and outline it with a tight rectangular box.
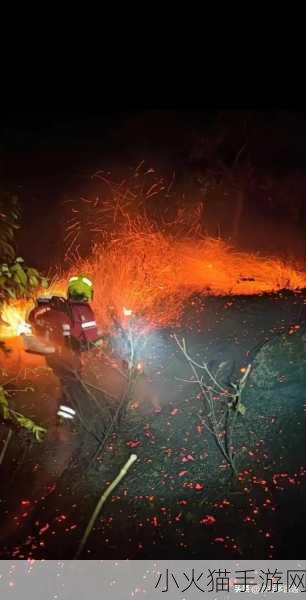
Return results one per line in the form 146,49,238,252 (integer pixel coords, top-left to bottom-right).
0,194,48,304
0,385,47,442
0,258,48,303
0,195,48,466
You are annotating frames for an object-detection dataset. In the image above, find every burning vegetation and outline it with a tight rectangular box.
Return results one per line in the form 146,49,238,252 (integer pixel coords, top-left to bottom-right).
61,169,306,330
1,167,306,560
3,168,306,337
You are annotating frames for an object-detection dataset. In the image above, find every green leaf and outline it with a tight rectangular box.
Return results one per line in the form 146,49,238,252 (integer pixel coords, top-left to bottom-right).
13,414,34,429
0,387,10,419
10,410,47,442
237,403,246,415
33,425,47,442
29,275,39,287
26,267,39,277
12,264,28,286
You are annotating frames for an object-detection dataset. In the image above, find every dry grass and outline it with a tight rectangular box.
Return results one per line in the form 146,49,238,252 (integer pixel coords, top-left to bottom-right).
2,170,306,336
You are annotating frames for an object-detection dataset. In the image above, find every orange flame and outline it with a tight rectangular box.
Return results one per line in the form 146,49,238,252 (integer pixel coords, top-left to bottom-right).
3,230,306,340
60,227,306,332
59,170,306,331
2,170,306,339
0,302,31,338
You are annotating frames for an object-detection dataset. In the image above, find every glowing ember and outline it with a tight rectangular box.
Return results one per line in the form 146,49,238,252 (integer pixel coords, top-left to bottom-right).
59,173,306,331
61,228,306,332
200,515,216,525
2,177,306,338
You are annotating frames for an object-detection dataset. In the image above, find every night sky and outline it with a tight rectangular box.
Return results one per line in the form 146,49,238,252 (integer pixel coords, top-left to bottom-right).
2,110,306,268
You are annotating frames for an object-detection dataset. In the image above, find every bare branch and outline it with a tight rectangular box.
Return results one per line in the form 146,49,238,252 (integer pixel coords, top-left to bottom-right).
174,334,251,476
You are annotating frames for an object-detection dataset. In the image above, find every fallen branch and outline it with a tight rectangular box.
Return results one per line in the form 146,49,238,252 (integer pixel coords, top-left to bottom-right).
0,428,13,465
88,366,137,465
174,334,251,475
75,453,137,559
88,312,146,466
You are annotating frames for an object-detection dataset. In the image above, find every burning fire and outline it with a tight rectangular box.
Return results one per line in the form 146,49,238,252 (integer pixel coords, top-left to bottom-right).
2,171,306,338
0,302,32,338
60,171,306,330
2,230,306,338
1,231,306,337
61,230,306,331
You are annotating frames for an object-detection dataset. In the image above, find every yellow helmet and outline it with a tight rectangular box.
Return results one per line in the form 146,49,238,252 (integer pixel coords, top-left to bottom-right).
67,275,93,301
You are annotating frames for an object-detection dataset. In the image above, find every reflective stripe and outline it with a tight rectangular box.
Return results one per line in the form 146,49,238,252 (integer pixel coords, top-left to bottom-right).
69,275,93,286
35,307,51,316
57,410,74,420
81,320,96,329
81,277,93,287
59,405,76,415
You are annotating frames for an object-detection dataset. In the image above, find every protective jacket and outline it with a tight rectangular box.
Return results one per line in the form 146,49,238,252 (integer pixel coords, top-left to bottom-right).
28,296,100,351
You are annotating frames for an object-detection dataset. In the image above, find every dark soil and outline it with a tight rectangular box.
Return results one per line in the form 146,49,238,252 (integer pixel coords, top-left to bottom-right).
1,289,306,559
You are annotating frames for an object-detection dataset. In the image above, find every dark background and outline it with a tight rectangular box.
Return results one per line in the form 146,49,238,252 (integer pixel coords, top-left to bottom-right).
2,110,306,269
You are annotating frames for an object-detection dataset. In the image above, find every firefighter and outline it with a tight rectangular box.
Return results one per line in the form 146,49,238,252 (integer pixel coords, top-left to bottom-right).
25,274,101,358
23,275,102,424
